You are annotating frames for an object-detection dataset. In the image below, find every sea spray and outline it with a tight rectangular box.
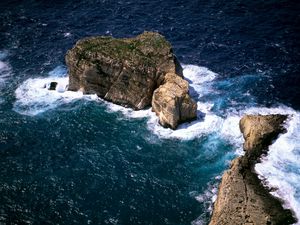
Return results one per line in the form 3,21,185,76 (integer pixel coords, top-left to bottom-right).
254,107,300,221
13,64,300,223
13,66,97,115
0,50,11,104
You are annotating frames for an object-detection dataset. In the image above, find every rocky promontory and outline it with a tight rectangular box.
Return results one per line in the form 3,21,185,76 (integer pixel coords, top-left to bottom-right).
66,31,196,129
209,115,297,225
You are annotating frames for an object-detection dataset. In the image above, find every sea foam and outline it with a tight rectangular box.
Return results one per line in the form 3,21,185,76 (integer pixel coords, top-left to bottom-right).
13,64,244,149
253,106,300,222
0,50,11,104
13,63,300,222
0,50,11,85
13,66,97,115
181,65,300,222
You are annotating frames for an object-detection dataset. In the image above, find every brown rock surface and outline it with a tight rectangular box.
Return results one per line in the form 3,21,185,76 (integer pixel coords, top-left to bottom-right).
65,31,196,128
65,31,182,110
209,114,297,225
152,73,197,129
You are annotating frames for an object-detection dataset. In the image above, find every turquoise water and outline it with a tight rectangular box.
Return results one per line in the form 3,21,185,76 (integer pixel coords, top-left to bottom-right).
1,0,300,224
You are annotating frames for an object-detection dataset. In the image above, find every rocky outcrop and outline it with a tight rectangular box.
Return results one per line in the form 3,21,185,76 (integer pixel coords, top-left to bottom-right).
48,82,58,91
152,73,197,129
209,115,297,225
66,31,196,128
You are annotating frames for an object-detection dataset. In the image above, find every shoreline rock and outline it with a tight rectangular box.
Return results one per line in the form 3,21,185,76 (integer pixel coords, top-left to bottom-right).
209,115,297,225
65,31,196,129
48,82,58,91
152,72,197,129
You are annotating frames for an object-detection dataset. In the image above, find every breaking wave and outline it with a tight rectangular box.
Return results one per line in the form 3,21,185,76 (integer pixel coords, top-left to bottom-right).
13,66,97,115
13,63,300,222
0,50,11,104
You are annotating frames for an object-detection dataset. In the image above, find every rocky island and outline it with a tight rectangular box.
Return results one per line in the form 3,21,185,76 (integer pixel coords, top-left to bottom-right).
209,115,297,225
65,31,197,129
64,32,297,224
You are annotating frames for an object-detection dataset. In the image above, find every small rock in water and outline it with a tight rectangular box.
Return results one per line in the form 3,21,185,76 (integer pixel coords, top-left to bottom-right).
48,82,58,90
66,31,196,129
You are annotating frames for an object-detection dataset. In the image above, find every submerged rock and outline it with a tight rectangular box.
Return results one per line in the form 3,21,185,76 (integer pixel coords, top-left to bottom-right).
66,31,196,128
209,114,297,225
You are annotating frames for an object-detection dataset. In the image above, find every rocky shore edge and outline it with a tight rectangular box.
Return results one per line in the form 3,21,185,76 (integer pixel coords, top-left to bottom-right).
64,33,297,224
209,115,297,225
65,31,197,129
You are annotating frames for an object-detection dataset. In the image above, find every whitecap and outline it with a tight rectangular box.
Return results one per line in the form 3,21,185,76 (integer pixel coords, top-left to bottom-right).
182,64,217,84
145,65,220,140
48,65,68,77
98,64,300,222
0,61,10,85
0,50,11,83
64,32,71,37
0,50,12,104
192,178,221,225
99,65,244,150
0,61,8,71
12,62,300,222
147,112,222,140
13,66,96,116
254,107,300,222
182,64,217,99
101,99,153,119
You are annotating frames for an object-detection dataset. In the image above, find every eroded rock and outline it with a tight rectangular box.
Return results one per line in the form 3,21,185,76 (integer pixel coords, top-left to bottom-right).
209,114,297,225
152,73,197,129
65,31,196,128
66,31,182,110
48,82,58,90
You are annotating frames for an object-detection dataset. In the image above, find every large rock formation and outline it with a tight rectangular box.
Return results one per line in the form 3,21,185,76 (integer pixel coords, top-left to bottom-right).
209,115,297,225
66,31,196,128
152,72,197,129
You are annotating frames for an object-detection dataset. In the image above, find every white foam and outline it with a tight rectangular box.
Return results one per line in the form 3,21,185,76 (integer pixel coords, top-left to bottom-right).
13,66,97,116
14,77,80,115
143,65,244,150
0,61,9,85
0,51,11,102
143,65,219,140
182,64,217,84
12,63,300,222
64,32,71,37
101,100,153,119
147,109,222,140
0,51,11,84
189,105,300,223
91,64,226,141
243,105,297,116
80,64,300,222
254,107,300,223
0,61,8,70
219,114,244,154
96,65,244,151
182,64,217,98
192,178,221,225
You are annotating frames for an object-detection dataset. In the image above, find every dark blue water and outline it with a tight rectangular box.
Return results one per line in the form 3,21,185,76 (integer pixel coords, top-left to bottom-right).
0,1,299,224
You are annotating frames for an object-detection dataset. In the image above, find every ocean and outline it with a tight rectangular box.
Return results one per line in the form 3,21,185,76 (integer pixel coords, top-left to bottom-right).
0,0,299,224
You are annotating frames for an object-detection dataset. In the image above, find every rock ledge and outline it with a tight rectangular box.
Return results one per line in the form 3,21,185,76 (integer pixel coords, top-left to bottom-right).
66,31,196,129
209,114,297,225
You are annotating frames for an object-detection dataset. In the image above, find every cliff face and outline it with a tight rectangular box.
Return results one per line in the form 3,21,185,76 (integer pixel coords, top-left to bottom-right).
66,31,196,129
152,72,197,129
209,115,297,225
